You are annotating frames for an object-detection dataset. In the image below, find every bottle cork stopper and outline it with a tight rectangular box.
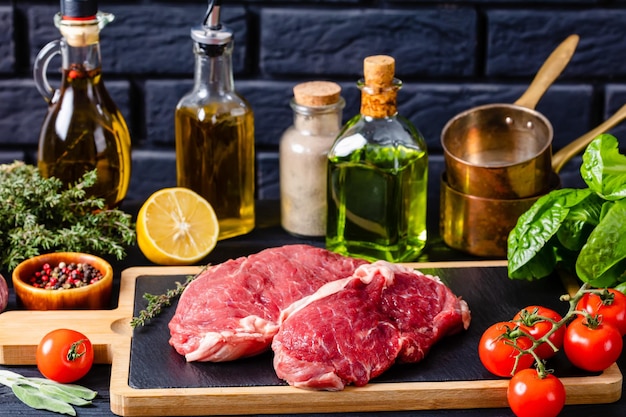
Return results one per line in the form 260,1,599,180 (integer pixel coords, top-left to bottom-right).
293,81,342,107
59,23,100,47
360,55,398,118
363,55,395,87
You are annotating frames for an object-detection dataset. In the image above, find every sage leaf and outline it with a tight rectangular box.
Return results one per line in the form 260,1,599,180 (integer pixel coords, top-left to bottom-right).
29,377,98,400
38,383,93,406
0,370,97,415
0,369,24,387
12,383,77,416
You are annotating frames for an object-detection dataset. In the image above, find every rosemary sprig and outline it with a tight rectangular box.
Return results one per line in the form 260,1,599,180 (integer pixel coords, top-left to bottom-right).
130,267,207,328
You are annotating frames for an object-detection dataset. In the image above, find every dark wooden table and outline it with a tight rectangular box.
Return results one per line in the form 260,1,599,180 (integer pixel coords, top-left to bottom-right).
1,200,623,416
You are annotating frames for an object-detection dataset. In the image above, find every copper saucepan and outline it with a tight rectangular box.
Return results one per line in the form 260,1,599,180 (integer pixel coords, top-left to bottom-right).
440,102,626,258
441,34,579,199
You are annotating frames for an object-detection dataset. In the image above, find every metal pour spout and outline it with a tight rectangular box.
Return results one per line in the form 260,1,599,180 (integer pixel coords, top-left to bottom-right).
191,0,231,46
204,0,223,30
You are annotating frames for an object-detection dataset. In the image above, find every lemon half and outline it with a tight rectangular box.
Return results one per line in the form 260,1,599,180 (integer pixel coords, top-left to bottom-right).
137,187,219,265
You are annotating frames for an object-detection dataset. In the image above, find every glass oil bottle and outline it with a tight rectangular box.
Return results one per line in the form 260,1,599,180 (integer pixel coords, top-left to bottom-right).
175,0,255,240
34,0,131,208
326,55,428,262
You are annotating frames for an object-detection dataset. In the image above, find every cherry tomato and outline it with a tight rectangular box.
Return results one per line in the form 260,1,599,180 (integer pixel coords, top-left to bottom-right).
563,316,623,372
576,288,626,336
507,368,566,417
513,305,565,360
36,329,94,383
478,321,534,377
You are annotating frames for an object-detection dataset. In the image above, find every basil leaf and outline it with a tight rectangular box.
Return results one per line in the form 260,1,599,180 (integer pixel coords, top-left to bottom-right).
12,383,77,416
581,134,626,200
576,199,626,287
615,281,626,294
508,188,593,280
556,192,604,251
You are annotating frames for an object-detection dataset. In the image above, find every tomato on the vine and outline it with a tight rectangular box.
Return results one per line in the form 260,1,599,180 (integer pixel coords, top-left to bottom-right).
513,305,565,360
36,329,94,383
576,288,626,336
563,316,623,372
478,321,534,377
507,368,566,417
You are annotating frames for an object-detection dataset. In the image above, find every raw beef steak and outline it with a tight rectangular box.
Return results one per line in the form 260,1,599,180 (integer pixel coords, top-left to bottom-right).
168,245,368,362
272,261,471,390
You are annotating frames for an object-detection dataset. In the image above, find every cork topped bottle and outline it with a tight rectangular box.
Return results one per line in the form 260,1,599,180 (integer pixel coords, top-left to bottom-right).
326,55,428,262
280,81,345,238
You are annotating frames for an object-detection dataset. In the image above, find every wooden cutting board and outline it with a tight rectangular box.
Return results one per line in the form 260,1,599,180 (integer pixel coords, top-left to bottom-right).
0,261,622,416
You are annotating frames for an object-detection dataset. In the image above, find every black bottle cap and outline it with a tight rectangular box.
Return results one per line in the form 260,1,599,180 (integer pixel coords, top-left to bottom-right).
61,0,98,18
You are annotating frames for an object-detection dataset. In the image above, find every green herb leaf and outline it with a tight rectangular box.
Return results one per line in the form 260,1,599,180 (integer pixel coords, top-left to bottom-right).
12,383,77,416
507,134,626,286
0,162,136,271
28,377,98,400
615,281,626,294
556,193,604,251
576,199,626,287
507,188,593,280
0,370,97,415
0,369,23,387
38,384,92,406
581,134,626,200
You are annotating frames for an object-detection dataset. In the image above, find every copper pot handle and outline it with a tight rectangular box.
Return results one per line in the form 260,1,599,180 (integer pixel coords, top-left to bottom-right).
551,103,626,173
514,34,579,110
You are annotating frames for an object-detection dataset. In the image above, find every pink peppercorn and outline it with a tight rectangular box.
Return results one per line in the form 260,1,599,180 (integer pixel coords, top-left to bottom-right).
27,261,104,290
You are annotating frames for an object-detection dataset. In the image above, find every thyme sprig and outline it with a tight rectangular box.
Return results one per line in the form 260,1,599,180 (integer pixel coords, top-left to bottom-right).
0,161,136,272
130,267,207,328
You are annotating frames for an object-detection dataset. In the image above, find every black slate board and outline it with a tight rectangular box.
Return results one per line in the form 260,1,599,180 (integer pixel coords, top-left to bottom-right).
129,266,591,389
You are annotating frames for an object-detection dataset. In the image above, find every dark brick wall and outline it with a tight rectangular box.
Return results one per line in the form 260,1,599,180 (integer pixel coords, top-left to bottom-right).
2,0,626,203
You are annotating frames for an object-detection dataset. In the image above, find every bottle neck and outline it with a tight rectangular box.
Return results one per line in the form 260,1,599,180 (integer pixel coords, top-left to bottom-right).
193,41,235,94
60,37,102,72
359,79,401,119
291,98,345,136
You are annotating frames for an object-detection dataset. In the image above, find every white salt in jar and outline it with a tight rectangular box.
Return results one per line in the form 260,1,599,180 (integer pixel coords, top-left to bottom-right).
279,81,345,237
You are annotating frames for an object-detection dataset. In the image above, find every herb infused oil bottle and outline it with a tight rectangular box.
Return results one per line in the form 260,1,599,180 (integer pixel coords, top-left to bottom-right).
34,0,131,208
176,0,255,239
326,55,428,262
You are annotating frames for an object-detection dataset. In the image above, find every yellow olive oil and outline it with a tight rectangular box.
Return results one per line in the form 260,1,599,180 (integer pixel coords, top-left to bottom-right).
175,104,255,240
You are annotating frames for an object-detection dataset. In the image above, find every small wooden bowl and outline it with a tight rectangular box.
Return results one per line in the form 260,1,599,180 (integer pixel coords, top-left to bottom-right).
12,252,113,310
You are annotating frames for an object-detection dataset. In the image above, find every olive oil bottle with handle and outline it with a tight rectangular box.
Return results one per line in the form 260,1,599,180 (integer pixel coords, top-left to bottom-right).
327,55,428,262
175,0,255,240
34,0,131,209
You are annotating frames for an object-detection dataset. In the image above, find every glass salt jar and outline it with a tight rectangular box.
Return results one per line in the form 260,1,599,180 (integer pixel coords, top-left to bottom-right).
279,81,345,238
